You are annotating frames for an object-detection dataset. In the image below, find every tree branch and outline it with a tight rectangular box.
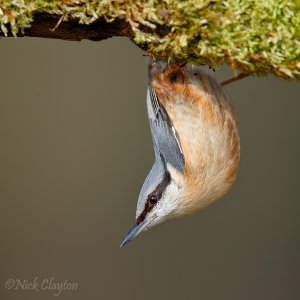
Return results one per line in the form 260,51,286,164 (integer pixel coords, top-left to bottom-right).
220,73,251,86
5,14,135,42
0,1,299,79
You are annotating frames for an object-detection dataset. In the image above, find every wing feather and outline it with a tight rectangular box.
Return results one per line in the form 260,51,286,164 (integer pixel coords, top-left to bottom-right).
147,85,185,172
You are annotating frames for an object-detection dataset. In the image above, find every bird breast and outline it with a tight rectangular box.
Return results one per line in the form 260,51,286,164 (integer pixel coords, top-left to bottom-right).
152,68,240,214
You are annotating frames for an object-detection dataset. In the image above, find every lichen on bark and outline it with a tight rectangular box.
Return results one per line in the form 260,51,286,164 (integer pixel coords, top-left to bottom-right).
0,0,299,79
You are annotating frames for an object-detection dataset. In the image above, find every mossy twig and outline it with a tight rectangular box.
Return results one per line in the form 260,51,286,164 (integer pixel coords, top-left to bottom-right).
0,0,299,79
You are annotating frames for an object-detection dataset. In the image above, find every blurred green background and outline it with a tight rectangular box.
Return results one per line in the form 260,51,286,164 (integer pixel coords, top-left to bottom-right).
0,37,299,300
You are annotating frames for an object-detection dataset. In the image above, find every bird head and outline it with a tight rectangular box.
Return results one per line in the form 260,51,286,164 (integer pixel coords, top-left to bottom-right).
120,156,186,247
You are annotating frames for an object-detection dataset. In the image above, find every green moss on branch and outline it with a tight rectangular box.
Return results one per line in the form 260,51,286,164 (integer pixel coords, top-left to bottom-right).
0,0,299,79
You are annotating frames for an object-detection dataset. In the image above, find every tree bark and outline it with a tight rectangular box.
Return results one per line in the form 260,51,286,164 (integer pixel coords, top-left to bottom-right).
3,14,135,42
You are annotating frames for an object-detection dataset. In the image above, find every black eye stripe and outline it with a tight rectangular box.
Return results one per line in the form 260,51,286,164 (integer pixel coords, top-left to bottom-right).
136,171,171,224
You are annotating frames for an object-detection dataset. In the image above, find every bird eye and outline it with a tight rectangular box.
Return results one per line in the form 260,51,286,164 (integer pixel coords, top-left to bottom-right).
148,195,158,205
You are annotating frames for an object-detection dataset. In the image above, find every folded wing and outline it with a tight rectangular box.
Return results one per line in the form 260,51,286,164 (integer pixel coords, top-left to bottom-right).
147,85,185,172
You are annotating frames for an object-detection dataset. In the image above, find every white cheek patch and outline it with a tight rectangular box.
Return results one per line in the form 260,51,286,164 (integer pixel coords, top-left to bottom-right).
166,163,185,189
158,181,182,217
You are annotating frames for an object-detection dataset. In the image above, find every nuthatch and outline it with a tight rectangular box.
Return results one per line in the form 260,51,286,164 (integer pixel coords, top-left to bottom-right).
120,61,240,247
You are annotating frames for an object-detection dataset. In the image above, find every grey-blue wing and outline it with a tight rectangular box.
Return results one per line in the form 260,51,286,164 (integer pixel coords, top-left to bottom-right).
147,85,185,172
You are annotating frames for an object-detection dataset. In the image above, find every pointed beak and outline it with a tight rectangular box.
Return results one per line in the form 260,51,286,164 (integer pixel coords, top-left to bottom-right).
120,220,147,248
